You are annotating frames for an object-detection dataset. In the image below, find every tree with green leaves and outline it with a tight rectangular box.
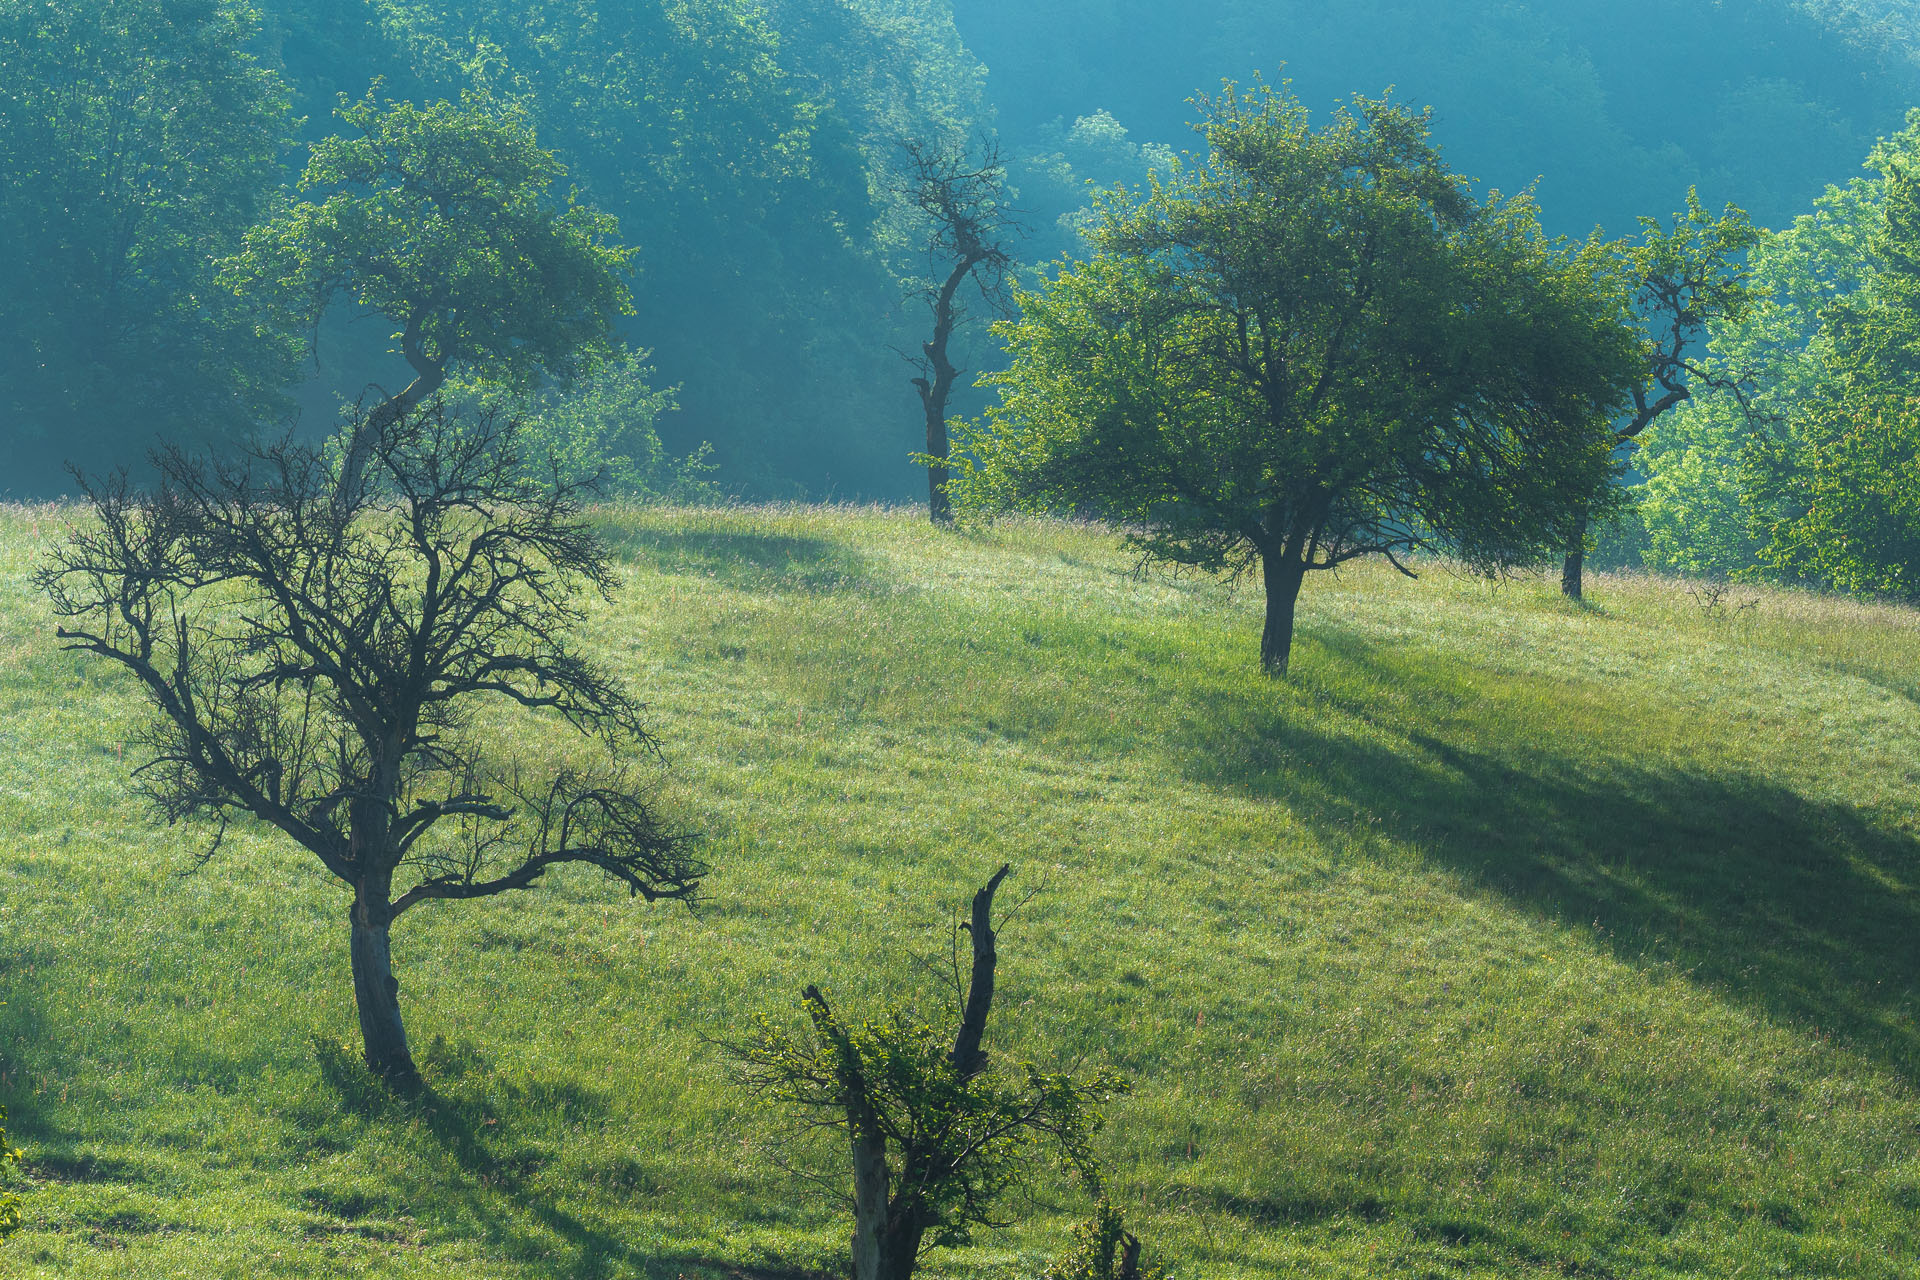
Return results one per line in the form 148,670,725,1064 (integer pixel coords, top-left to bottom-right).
1560,191,1763,599
955,82,1643,675
1747,132,1920,597
1631,124,1908,578
0,0,295,490
222,82,633,500
733,867,1123,1280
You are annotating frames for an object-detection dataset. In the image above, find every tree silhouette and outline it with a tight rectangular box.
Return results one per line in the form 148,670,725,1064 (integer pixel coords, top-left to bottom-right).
37,403,702,1084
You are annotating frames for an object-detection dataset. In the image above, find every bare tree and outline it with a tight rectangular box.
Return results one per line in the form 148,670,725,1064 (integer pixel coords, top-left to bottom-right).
35,403,703,1085
734,866,1122,1280
901,138,1019,524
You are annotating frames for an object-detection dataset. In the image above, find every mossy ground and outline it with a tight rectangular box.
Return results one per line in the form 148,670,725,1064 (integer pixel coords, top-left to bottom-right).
0,503,1915,1278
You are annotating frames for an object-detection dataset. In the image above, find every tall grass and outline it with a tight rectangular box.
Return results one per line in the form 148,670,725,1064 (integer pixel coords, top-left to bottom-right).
0,503,1915,1277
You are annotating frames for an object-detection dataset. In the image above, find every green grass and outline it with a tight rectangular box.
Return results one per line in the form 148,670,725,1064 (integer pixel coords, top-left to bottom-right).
1,502,1917,1278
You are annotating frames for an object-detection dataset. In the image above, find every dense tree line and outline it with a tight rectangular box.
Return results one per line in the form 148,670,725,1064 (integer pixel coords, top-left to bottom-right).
7,0,1920,501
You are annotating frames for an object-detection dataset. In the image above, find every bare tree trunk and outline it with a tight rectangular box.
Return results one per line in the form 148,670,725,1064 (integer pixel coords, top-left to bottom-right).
349,889,416,1084
913,257,974,527
950,863,1008,1078
923,397,951,525
1561,509,1590,601
1261,553,1307,677
334,329,445,525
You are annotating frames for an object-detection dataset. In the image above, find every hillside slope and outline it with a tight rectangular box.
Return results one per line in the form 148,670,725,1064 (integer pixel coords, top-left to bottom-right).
0,505,1916,1278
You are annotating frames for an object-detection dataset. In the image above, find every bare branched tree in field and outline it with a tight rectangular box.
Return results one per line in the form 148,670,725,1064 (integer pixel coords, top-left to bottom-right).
36,403,704,1085
901,138,1018,524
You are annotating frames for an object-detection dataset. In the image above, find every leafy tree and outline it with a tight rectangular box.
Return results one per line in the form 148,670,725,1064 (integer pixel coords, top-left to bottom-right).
1747,136,1920,596
900,137,1019,523
1561,192,1763,598
734,867,1123,1280
222,83,633,497
36,404,705,1084
957,82,1643,675
0,0,296,491
293,0,990,498
1632,130,1905,577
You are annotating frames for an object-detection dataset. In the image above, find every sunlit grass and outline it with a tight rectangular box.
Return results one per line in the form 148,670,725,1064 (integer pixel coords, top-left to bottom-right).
2,502,1917,1277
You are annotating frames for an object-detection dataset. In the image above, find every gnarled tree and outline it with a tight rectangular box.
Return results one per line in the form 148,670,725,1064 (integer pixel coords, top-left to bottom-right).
36,403,703,1085
900,138,1018,524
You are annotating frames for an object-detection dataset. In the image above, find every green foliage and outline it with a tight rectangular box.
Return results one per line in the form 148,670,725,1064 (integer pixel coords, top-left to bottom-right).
1008,111,1176,258
1749,400,1920,596
1636,410,1766,575
736,990,1123,1258
1038,1201,1168,1280
0,1101,19,1241
1628,113,1920,575
0,0,296,489
959,81,1640,668
1741,111,1920,595
455,355,720,502
223,83,633,400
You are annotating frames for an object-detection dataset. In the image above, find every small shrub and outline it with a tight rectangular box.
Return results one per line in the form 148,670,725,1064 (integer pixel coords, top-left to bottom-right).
1040,1201,1168,1280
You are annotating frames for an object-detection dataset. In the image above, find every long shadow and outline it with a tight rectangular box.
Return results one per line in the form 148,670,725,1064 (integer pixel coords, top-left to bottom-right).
1174,627,1920,1081
604,525,881,597
0,941,80,1165
321,1072,830,1280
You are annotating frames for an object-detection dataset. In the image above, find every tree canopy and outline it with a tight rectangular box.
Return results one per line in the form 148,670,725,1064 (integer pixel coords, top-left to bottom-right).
224,85,634,419
957,83,1643,674
1745,126,1920,596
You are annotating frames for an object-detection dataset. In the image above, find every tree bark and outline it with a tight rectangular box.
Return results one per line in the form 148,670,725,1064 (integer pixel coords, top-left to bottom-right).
950,863,1008,1078
875,1221,925,1280
1561,508,1589,601
349,890,416,1085
848,1133,927,1280
849,1126,890,1280
334,324,446,525
913,257,975,527
1261,553,1308,677
922,392,952,525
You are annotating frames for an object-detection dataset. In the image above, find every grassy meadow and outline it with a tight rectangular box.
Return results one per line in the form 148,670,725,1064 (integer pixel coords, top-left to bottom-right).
0,502,1917,1278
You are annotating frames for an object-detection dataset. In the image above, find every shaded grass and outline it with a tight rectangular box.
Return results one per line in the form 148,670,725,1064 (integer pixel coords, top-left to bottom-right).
0,502,1916,1277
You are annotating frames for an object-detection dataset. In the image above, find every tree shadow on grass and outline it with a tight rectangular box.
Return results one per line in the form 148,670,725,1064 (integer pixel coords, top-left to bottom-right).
0,944,81,1161
606,525,881,597
1176,627,1920,1082
312,1057,830,1280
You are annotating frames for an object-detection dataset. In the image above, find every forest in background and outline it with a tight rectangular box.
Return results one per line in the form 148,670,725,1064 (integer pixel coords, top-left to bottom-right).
7,0,1920,503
